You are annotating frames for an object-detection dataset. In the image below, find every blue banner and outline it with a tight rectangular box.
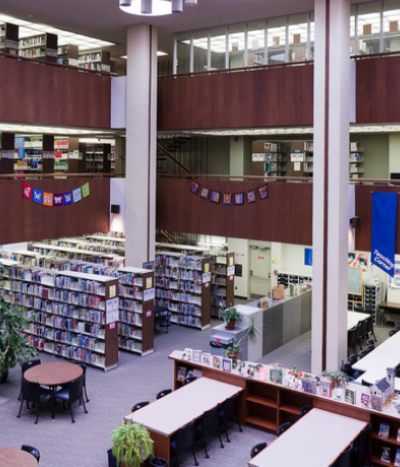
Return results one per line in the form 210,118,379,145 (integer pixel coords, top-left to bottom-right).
371,192,398,277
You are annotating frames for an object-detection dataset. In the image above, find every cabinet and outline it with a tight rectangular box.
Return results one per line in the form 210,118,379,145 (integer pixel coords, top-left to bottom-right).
349,142,364,180
57,44,79,66
370,414,400,466
80,143,112,173
79,50,111,72
348,292,363,311
0,22,19,55
210,252,235,318
364,281,382,324
246,381,279,431
19,33,58,62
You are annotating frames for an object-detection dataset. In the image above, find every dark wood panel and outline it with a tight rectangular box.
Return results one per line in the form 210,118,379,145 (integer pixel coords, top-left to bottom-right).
0,56,111,128
156,178,312,244
158,65,314,131
0,178,110,244
355,185,400,253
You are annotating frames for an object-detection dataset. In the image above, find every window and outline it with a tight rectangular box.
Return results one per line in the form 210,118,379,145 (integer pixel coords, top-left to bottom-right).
267,17,287,64
247,21,266,66
210,26,226,71
357,2,382,55
383,0,400,53
288,14,309,62
228,24,245,69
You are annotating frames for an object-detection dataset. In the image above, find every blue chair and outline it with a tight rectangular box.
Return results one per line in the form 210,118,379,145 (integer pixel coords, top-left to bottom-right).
54,374,88,423
21,445,40,463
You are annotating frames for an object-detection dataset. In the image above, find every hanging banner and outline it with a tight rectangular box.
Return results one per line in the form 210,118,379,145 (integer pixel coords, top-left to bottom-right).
371,192,398,276
22,182,90,207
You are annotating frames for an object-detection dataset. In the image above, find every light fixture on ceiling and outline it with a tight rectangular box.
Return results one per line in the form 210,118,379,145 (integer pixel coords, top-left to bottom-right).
119,0,195,16
185,0,198,4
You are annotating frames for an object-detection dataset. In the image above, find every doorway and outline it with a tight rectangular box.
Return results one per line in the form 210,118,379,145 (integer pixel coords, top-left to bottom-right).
249,246,271,299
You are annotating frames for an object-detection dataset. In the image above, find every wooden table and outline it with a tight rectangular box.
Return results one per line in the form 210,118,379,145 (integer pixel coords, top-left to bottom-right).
0,448,38,466
123,376,242,462
348,311,370,331
248,409,366,467
24,362,83,419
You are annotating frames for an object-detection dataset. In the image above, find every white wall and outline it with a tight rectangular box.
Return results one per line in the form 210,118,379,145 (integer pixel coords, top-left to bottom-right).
227,237,249,298
110,178,126,233
111,76,126,129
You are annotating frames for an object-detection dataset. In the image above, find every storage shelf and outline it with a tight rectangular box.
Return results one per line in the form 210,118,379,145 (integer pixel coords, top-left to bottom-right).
371,432,400,447
371,455,394,466
246,416,277,431
279,403,301,414
246,395,278,408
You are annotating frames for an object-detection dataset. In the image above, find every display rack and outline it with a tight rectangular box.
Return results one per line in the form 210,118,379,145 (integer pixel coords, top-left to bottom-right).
363,280,382,324
155,252,211,330
0,263,119,371
210,252,235,318
349,142,364,180
78,50,111,72
57,44,79,66
290,141,313,178
19,32,57,62
0,22,19,55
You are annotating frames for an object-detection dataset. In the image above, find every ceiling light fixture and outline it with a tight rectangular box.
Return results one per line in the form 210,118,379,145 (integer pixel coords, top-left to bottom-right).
185,0,198,5
119,0,195,16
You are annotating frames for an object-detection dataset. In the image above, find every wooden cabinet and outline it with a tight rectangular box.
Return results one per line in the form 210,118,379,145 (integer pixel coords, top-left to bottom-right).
246,381,279,431
370,414,400,466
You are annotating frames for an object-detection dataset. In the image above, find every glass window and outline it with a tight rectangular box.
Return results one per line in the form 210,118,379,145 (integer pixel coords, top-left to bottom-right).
288,14,308,62
383,1,400,53
228,24,245,69
357,2,382,55
176,32,191,74
210,27,226,71
267,17,287,64
192,31,208,72
247,21,266,66
350,6,356,54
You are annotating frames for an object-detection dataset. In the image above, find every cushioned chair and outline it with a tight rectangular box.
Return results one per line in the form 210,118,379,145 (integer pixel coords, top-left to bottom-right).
131,401,150,412
18,359,41,401
21,445,40,463
218,393,242,443
348,354,358,365
276,421,292,436
354,422,371,467
340,363,354,378
250,442,267,458
183,376,197,386
336,442,354,467
79,362,90,403
54,374,88,423
347,327,358,357
196,406,224,458
156,389,172,400
170,420,198,467
365,316,377,342
299,404,313,417
357,319,367,347
359,349,369,359
17,377,50,424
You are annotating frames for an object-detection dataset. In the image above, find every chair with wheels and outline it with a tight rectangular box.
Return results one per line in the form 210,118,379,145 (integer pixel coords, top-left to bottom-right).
183,376,197,386
17,377,50,424
347,327,358,357
218,392,242,443
170,420,198,467
54,374,88,423
79,362,90,403
196,406,224,458
299,404,313,417
156,389,172,399
250,442,267,458
131,401,150,412
336,442,353,467
276,421,292,436
365,316,377,343
354,422,371,467
21,445,40,463
18,359,41,401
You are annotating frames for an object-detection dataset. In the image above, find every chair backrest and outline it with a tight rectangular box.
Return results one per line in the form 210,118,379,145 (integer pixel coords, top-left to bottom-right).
22,377,43,404
365,317,374,334
347,328,357,346
21,359,41,375
359,350,370,358
156,389,172,400
389,329,399,337
68,374,84,404
21,445,40,462
338,442,353,467
183,376,197,386
366,344,375,352
175,420,195,452
366,338,374,347
348,354,358,365
132,401,150,412
355,422,371,458
276,421,292,436
358,319,367,336
201,406,219,435
340,363,353,377
79,362,87,386
250,442,267,458
221,392,240,420
299,404,313,416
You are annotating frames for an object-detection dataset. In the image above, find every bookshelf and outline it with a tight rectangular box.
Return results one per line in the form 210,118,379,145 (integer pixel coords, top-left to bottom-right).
370,414,400,466
349,142,364,180
57,44,79,66
348,292,363,311
155,252,211,330
251,141,288,177
54,137,80,173
210,252,235,318
290,141,313,178
0,22,19,55
0,263,119,370
19,32,57,62
1,132,14,174
80,143,112,173
78,50,111,72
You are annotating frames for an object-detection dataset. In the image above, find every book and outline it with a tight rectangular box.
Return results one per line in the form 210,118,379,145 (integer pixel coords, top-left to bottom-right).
177,366,187,381
222,358,232,373
247,364,257,378
302,377,317,395
394,448,400,467
332,388,343,402
381,446,391,464
212,355,222,370
202,352,211,366
360,392,370,409
269,368,283,385
182,348,192,361
371,394,382,412
345,388,355,405
379,423,390,439
397,428,400,443
320,380,332,398
257,366,269,382
192,349,202,363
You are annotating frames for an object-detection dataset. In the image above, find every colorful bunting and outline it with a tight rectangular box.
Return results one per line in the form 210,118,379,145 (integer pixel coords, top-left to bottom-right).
73,188,82,203
234,193,244,205
81,182,90,198
258,185,268,200
210,191,221,204
222,193,232,206
53,194,64,207
43,192,53,207
23,183,32,200
32,189,43,204
246,190,257,204
22,182,90,207
63,192,73,205
200,187,209,200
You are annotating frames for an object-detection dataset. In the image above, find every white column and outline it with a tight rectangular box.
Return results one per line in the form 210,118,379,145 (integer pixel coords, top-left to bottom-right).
125,24,157,266
312,0,350,373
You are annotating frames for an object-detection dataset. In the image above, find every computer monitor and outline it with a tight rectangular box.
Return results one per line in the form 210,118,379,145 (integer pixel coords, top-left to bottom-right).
390,173,400,180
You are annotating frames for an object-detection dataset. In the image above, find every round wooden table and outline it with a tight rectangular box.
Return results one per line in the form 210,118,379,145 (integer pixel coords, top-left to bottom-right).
0,448,38,466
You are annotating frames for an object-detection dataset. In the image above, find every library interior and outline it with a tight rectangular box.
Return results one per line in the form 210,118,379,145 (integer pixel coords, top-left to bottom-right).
3,0,400,466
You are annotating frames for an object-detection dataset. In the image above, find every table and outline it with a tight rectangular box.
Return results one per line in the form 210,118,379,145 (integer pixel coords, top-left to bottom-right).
124,376,242,461
24,362,83,419
380,301,400,324
0,448,38,466
248,408,366,467
347,311,370,331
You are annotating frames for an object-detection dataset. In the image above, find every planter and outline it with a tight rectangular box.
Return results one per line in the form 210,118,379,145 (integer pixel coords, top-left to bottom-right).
107,449,118,467
225,352,239,366
0,370,8,384
225,319,236,330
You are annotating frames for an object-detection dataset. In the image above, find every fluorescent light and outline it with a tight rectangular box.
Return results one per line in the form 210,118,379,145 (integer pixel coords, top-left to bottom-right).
120,0,172,16
120,50,168,59
0,123,113,136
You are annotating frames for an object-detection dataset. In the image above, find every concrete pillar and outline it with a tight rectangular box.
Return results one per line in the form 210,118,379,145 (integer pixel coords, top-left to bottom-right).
125,24,157,266
312,0,350,373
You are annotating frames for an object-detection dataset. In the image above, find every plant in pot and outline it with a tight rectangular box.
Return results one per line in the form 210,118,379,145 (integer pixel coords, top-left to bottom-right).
218,305,242,330
110,422,154,467
223,315,259,368
0,294,38,383
320,370,350,388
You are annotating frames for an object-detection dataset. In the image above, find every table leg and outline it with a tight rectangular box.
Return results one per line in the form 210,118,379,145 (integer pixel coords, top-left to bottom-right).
51,386,55,420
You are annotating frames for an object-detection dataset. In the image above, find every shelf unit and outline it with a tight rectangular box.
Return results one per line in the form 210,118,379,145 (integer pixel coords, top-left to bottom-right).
80,143,112,173
78,50,111,72
19,32,57,62
277,271,313,289
14,134,55,174
210,252,235,318
0,263,119,371
290,141,313,178
57,44,79,66
364,281,382,324
348,292,363,311
0,22,19,55
251,141,288,177
349,142,364,180
370,414,400,466
53,137,80,173
155,252,211,330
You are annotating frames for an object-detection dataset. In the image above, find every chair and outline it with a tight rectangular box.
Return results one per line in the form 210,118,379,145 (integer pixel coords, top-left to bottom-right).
348,354,358,365
366,338,375,348
250,442,267,458
18,359,41,401
196,406,224,458
170,420,198,467
336,442,354,467
359,349,369,359
354,422,371,467
131,401,150,412
366,344,375,353
21,445,40,463
79,362,89,403
365,316,377,342
218,393,242,443
389,329,398,337
358,319,367,344
340,363,354,378
183,376,197,386
355,322,363,351
154,305,171,333
276,421,292,436
156,389,172,400
299,404,313,417
347,327,358,357
54,374,88,423
17,377,50,424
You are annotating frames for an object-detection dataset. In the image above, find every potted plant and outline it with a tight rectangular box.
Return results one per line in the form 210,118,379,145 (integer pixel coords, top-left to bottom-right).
223,315,259,367
110,422,154,467
320,370,350,388
218,305,242,330
0,294,38,383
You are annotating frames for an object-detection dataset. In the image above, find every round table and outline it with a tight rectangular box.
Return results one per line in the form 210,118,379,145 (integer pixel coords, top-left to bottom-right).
24,361,83,386
0,448,38,466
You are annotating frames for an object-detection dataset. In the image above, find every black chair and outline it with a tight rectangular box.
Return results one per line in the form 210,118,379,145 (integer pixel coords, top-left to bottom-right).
336,442,353,467
21,445,40,463
358,319,367,346
276,421,292,436
354,422,371,467
340,363,354,378
54,374,88,423
347,327,358,357
183,376,197,386
218,393,242,443
250,442,267,458
389,329,398,337
170,420,198,467
131,401,150,412
17,377,50,424
348,354,358,365
18,359,41,401
366,344,375,353
365,316,377,342
156,389,172,400
366,338,375,348
299,404,313,417
359,349,369,359
355,322,363,352
79,362,89,403
196,406,224,458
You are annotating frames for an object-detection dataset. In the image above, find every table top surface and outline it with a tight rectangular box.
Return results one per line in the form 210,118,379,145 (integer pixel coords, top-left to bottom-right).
124,377,242,436
347,311,370,331
380,301,400,310
0,448,38,467
248,409,366,467
24,362,83,386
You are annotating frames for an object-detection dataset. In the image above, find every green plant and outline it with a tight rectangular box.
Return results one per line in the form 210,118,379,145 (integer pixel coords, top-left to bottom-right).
218,305,242,324
321,370,350,386
111,422,154,467
0,294,38,374
223,314,260,361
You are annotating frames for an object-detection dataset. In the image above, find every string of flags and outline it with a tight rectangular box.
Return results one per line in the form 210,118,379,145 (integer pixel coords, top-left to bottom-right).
190,179,268,205
22,182,90,207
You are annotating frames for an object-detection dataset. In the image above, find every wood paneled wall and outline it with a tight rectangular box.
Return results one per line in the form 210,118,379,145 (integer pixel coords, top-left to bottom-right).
158,65,314,131
156,178,312,244
0,178,110,245
0,56,111,128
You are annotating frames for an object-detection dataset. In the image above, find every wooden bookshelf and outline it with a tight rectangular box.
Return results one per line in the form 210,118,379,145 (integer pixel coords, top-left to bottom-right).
251,141,288,177
370,414,400,466
80,143,112,173
19,32,57,62
349,142,364,180
57,44,79,66
79,50,111,72
290,141,313,178
0,22,19,55
210,252,235,318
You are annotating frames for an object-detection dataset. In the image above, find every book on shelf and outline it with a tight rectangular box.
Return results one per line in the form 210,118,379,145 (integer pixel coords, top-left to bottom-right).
379,423,390,439
397,428,400,443
381,446,392,464
319,380,332,398
177,366,187,381
192,349,202,363
395,449,400,467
